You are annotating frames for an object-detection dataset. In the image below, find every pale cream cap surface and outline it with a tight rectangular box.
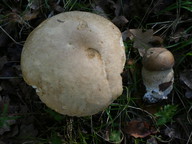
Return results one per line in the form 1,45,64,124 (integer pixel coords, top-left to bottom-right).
21,11,126,116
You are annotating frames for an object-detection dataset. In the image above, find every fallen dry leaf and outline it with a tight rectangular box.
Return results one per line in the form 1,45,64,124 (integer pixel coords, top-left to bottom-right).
22,11,39,21
112,16,128,28
159,81,173,91
52,2,65,12
123,119,157,138
93,0,119,17
180,70,192,89
129,29,163,56
92,5,108,18
180,70,192,98
9,11,39,24
94,0,115,11
170,28,187,43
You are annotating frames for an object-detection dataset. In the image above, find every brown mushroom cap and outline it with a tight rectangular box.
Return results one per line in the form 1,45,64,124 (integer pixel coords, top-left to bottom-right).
21,11,125,117
142,47,174,71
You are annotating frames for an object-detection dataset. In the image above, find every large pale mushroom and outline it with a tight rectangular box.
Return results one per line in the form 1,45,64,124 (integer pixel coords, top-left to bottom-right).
21,11,126,116
142,47,174,103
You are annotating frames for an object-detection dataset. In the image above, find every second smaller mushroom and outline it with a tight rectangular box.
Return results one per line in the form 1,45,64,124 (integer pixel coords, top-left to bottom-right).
142,47,174,103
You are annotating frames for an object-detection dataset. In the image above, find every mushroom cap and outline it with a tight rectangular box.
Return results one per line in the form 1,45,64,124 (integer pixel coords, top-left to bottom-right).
142,48,174,71
21,11,126,117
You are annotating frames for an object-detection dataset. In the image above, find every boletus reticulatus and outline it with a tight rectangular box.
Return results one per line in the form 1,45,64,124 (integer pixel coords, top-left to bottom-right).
142,47,174,103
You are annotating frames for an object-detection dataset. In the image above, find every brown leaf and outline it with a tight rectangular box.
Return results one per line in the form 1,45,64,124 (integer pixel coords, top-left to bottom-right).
148,36,164,47
8,9,38,24
170,28,186,42
22,11,39,21
8,12,23,24
92,5,108,18
159,81,172,91
180,70,192,89
123,119,157,138
52,3,65,12
112,16,128,28
113,0,125,16
122,30,132,41
129,29,163,56
93,0,116,15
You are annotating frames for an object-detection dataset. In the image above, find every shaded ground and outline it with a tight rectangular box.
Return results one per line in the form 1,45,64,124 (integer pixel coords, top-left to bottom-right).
0,0,192,143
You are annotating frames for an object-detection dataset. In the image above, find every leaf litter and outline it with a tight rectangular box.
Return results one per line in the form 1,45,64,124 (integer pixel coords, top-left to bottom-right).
0,0,192,143
128,29,163,56
180,70,192,98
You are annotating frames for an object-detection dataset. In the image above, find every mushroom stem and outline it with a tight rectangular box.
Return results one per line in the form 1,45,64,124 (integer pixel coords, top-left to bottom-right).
142,47,174,103
142,67,174,103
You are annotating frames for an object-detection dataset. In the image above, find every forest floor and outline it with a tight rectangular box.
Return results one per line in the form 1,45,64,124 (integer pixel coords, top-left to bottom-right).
0,0,192,144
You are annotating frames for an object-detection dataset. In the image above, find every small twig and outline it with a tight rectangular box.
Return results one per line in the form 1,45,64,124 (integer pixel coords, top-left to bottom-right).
0,25,23,46
187,106,192,124
186,131,192,144
0,77,22,79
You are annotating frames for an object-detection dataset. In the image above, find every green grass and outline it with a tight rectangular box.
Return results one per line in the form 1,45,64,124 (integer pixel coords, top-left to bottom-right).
154,104,178,126
157,0,192,15
0,104,20,131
